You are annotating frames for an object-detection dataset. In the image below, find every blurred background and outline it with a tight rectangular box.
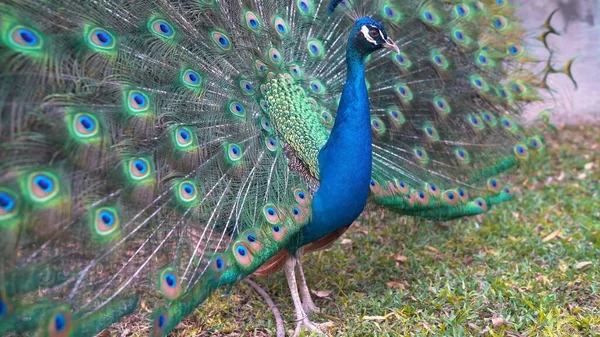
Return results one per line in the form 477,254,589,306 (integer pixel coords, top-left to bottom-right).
516,0,599,123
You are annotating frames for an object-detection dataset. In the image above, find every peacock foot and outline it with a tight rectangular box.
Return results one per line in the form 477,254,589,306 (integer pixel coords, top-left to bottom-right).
292,317,333,337
301,296,321,314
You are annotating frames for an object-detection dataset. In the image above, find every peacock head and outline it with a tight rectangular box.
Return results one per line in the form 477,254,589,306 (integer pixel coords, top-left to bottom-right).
349,17,399,58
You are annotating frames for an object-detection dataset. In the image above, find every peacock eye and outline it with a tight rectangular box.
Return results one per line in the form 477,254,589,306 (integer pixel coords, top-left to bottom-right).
369,28,379,38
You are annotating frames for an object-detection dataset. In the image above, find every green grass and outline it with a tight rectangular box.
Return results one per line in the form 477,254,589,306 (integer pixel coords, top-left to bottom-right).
173,125,599,337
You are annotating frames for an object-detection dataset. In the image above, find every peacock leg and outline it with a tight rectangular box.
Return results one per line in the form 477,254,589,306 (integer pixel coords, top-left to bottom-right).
284,255,332,337
244,278,285,337
294,250,320,314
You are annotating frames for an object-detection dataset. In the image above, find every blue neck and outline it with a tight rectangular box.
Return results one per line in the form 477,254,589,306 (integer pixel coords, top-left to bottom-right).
300,47,373,245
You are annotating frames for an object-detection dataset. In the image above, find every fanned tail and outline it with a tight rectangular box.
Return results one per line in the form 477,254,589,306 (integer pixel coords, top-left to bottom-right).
0,0,325,335
0,0,568,336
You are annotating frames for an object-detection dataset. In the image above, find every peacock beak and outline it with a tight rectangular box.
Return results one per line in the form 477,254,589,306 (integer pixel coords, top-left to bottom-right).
382,37,400,54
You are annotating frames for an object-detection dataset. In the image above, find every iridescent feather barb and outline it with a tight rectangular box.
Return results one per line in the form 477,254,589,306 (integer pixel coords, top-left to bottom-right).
0,0,568,336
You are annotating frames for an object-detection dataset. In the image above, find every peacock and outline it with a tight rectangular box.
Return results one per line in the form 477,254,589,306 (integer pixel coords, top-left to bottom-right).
0,0,574,336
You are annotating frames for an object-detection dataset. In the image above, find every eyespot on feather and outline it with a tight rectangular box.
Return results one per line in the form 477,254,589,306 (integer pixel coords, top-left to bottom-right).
0,188,18,221
273,17,289,37
158,268,182,300
294,187,310,205
382,3,402,22
514,143,529,159
260,116,272,132
487,179,501,192
210,30,232,51
177,180,198,203
394,179,409,194
125,90,150,115
85,26,116,52
480,111,497,126
149,19,175,39
297,0,314,15
290,205,309,224
454,147,471,164
255,59,268,73
271,224,288,242
265,137,278,152
242,231,262,252
501,116,518,131
387,106,406,127
227,101,246,119
405,192,415,206
454,4,470,18
413,147,429,165
45,309,72,337
393,51,412,69
491,16,508,31
470,74,489,92
442,190,459,206
423,123,439,141
73,113,100,139
467,114,485,131
473,197,488,212
209,254,228,279
289,64,302,79
182,69,202,88
451,28,471,45
93,207,120,237
173,126,195,148
8,25,43,52
268,47,282,64
396,84,413,102
507,43,524,57
414,190,430,205
320,111,334,127
239,79,254,95
433,96,451,115
370,117,386,136
528,136,544,151
233,243,253,266
263,204,283,224
307,39,324,58
244,11,262,32
430,50,449,69
420,7,442,26
225,143,243,164
426,183,441,197
502,186,514,196
28,172,59,202
128,158,152,180
369,179,383,195
309,79,325,95
457,188,469,203
152,310,170,337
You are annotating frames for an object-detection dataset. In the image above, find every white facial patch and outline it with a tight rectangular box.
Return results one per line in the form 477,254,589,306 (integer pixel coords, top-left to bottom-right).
360,25,379,46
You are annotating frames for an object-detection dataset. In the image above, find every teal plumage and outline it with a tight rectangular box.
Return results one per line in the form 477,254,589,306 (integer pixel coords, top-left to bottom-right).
0,0,571,336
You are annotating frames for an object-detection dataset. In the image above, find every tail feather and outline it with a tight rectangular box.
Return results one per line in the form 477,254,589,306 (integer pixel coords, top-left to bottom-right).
1,1,315,334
